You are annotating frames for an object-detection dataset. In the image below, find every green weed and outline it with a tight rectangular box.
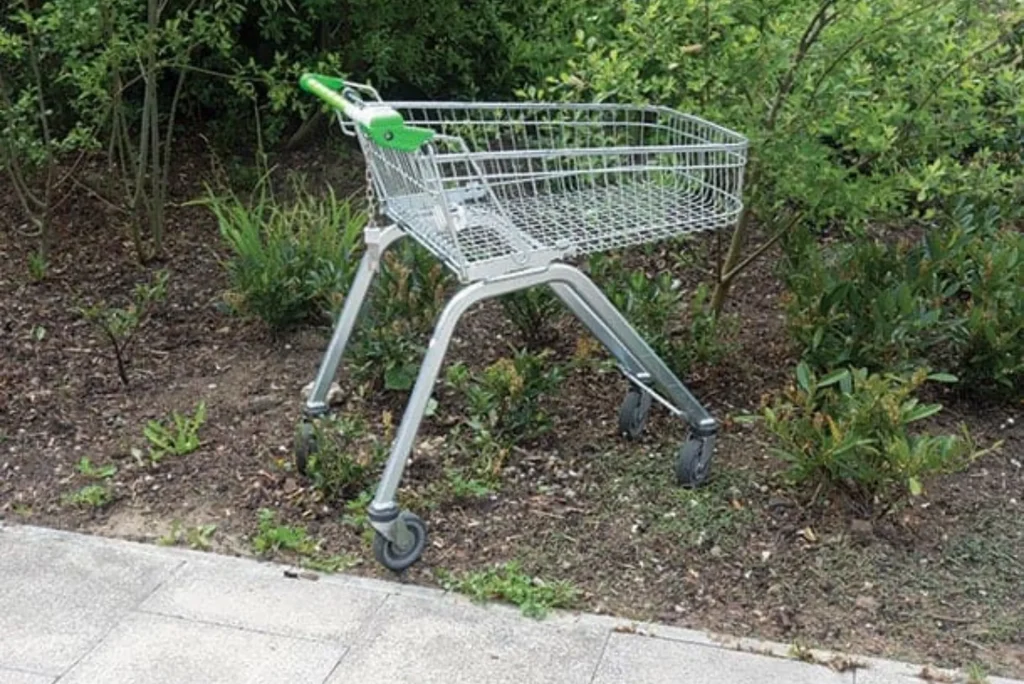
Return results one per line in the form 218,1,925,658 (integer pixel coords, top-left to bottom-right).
439,561,579,619
447,350,564,445
500,288,562,349
62,484,112,508
350,241,452,392
144,402,206,463
158,522,218,550
252,509,318,556
27,251,48,282
75,457,117,481
299,415,385,500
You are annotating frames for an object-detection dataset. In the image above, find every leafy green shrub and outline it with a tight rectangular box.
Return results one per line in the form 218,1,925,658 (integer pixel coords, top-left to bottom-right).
534,0,1024,310
500,288,563,349
751,364,979,514
785,202,1024,397
446,350,564,444
301,415,385,500
588,255,733,374
439,561,579,618
207,177,366,331
350,241,452,391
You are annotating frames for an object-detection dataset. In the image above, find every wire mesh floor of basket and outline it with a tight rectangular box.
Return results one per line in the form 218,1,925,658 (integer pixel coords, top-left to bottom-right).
385,179,740,279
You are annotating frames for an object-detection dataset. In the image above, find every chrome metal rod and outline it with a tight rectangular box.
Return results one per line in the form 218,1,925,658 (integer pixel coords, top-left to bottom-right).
304,225,405,415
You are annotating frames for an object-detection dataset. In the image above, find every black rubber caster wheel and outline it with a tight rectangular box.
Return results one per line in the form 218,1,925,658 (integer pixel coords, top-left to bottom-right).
618,386,653,440
675,436,712,488
373,511,427,573
293,422,317,476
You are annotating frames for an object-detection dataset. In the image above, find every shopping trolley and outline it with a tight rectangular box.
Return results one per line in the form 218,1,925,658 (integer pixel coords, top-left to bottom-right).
296,74,748,572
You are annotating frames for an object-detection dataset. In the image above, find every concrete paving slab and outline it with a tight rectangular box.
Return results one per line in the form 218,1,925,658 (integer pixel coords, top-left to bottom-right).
326,593,608,684
138,557,387,642
0,527,179,675
59,612,346,684
591,632,855,684
0,668,55,684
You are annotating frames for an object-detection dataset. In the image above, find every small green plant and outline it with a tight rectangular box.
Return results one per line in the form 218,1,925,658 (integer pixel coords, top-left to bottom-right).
27,251,48,282
446,469,494,499
750,364,982,515
439,561,579,618
252,508,318,556
300,553,360,573
79,270,169,386
350,241,452,391
158,521,217,550
588,256,733,375
500,288,562,349
965,663,990,684
301,415,385,500
206,174,367,331
447,350,564,445
62,484,112,508
75,457,117,481
340,490,376,545
144,402,206,463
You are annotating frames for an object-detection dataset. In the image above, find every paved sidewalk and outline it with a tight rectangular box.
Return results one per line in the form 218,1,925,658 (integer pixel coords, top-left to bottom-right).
0,523,1018,684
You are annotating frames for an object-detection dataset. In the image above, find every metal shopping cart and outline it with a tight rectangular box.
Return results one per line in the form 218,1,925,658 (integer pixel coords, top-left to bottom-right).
296,74,749,572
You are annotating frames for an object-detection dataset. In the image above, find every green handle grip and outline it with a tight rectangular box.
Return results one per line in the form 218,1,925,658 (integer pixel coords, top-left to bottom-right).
299,73,434,153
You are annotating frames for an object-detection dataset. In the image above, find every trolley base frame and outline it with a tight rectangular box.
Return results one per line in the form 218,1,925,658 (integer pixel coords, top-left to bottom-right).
301,224,718,570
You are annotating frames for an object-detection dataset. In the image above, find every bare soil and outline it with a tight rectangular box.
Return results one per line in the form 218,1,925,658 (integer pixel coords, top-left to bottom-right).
1,143,1021,678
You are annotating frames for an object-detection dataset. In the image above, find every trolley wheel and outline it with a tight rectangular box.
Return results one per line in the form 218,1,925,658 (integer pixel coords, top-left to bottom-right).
618,386,653,440
373,511,427,573
293,422,317,476
675,436,712,488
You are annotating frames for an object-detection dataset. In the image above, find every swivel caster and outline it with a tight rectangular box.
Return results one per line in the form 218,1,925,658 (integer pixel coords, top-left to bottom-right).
618,386,653,440
675,434,713,488
372,511,427,572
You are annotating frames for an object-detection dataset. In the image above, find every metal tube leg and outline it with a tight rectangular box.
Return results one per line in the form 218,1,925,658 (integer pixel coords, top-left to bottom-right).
547,263,717,435
548,282,648,379
367,284,483,537
367,267,564,541
304,225,404,416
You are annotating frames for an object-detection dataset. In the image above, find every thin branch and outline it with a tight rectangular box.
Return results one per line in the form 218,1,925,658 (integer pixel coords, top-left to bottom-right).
160,67,187,198
764,0,838,132
722,213,802,283
71,176,131,214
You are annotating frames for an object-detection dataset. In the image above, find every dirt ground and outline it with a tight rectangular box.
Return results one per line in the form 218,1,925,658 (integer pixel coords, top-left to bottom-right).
1,146,1021,679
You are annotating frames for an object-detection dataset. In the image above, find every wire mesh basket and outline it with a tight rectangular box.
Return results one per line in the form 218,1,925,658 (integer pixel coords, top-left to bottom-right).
308,79,748,282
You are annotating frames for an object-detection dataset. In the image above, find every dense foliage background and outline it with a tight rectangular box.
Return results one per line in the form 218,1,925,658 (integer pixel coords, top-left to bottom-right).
2,0,1022,500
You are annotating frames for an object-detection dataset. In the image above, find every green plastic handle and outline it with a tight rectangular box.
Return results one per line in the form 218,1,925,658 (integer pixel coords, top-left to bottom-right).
299,73,434,153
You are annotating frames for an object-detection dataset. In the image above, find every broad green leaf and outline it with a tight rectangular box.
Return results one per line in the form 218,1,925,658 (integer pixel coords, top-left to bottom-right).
905,403,942,423
796,362,812,393
908,477,923,497
818,369,850,388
